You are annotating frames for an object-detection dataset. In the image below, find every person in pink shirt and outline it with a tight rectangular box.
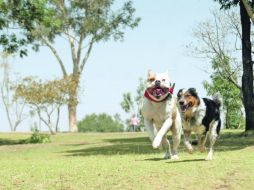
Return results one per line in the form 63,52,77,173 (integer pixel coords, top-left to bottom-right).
130,113,139,132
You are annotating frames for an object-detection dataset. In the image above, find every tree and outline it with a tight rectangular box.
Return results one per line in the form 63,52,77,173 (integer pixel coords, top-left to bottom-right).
120,78,146,131
189,9,242,89
14,76,73,134
0,0,51,57
191,3,254,133
214,0,254,133
78,113,124,132
0,52,27,131
121,92,134,113
203,56,244,129
17,0,140,132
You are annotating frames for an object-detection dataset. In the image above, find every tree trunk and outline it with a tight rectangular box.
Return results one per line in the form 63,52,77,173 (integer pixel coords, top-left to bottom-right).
240,1,254,132
68,103,78,132
67,73,79,133
226,107,230,129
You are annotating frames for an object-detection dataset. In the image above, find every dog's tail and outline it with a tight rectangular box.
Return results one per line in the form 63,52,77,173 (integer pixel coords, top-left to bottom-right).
213,93,222,108
213,93,224,131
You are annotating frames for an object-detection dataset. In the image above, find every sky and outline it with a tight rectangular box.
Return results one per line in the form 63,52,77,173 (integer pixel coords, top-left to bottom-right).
0,0,224,132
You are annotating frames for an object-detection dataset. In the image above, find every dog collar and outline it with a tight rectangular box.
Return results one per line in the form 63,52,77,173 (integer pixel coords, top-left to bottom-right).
144,87,174,103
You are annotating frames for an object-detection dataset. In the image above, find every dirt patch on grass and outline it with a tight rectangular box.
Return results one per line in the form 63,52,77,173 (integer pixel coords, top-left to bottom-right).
242,145,254,151
215,170,239,190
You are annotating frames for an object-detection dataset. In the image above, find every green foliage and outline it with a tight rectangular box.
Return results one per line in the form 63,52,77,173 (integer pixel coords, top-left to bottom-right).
214,0,239,9
120,78,146,130
19,130,51,144
120,92,134,113
135,78,146,106
203,57,244,129
14,76,77,134
0,0,51,56
14,76,76,106
27,0,140,45
78,113,124,132
26,131,51,144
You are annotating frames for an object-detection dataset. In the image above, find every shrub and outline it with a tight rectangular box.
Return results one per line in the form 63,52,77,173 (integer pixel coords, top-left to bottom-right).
23,131,51,144
78,113,124,132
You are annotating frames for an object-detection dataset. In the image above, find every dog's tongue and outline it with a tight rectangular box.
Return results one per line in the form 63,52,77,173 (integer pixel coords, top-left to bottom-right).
156,89,161,95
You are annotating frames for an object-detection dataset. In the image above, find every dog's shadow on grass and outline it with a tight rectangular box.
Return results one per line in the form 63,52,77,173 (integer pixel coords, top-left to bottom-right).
142,158,205,163
63,131,254,157
166,158,205,164
64,136,161,156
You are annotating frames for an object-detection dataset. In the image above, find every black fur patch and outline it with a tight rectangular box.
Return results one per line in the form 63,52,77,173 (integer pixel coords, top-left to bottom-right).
202,98,221,135
188,88,198,98
177,89,183,99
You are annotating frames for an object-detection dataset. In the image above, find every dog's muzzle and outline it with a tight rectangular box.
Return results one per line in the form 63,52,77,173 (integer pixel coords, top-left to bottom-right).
155,80,161,87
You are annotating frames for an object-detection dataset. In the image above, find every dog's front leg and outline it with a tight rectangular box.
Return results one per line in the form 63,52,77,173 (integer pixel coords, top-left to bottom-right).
144,119,156,142
183,130,194,153
152,118,172,149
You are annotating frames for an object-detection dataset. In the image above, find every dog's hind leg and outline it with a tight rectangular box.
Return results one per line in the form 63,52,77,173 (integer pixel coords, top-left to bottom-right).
171,132,181,160
206,121,218,161
161,136,171,159
170,123,181,160
144,119,156,142
198,133,207,153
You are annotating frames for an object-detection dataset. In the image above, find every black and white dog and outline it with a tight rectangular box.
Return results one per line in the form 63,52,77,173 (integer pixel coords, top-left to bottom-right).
177,88,221,160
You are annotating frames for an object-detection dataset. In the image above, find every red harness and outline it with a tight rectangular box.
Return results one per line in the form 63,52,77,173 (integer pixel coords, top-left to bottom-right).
144,87,174,103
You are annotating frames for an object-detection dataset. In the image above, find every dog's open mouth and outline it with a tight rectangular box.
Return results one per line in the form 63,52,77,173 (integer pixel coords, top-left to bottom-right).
180,102,193,112
180,104,189,112
148,87,169,99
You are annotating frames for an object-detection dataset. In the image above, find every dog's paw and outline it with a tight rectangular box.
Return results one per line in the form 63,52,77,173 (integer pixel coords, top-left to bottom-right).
152,136,162,149
171,155,179,160
205,156,213,161
199,145,206,153
186,144,194,154
205,152,213,161
163,152,171,160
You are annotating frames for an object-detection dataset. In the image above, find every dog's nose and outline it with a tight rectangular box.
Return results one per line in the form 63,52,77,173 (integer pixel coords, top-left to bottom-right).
179,101,184,105
155,80,161,87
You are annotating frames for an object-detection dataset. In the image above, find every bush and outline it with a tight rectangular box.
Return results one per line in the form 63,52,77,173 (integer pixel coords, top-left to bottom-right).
24,131,51,144
78,113,124,132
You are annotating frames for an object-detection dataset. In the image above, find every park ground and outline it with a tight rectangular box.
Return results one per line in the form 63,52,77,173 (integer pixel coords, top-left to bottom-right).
0,130,253,190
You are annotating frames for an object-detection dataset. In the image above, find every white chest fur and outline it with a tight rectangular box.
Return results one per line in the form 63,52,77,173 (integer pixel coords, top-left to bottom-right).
141,97,176,129
181,99,206,134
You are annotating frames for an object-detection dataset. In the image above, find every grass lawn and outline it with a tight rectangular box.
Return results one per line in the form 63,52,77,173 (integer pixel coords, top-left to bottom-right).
0,130,253,190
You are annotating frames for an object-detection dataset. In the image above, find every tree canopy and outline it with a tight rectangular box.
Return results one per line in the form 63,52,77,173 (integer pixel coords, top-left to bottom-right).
0,0,52,56
203,56,243,129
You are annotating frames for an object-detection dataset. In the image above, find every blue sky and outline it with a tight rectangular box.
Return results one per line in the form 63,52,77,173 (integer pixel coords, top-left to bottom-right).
0,0,224,132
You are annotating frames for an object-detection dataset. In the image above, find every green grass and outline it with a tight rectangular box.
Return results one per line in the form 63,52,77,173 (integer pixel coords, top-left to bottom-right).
0,130,253,190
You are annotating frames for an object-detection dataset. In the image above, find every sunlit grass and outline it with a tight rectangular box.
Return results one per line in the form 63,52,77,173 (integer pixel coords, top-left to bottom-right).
0,130,253,190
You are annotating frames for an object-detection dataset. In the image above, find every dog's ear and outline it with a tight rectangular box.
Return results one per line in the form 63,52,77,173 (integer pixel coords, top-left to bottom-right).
177,89,183,98
188,88,198,97
147,70,155,81
170,83,175,90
